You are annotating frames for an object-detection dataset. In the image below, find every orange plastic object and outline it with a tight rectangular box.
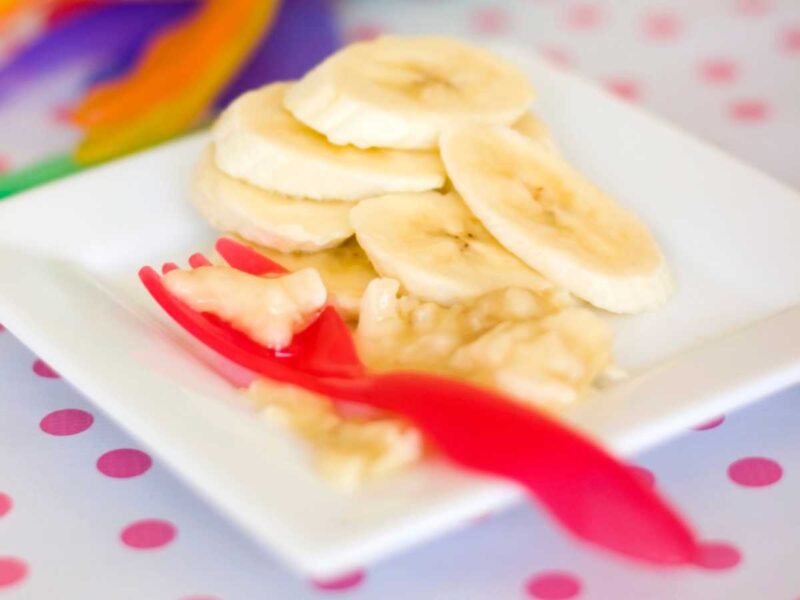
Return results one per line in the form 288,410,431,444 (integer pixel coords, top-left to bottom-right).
73,0,279,163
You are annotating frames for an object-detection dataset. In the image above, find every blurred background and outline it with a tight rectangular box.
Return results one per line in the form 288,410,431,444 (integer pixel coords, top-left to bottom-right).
0,0,797,198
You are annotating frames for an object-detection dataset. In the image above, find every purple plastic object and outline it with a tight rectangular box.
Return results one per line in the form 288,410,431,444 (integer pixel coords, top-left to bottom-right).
83,34,150,88
215,0,341,109
0,2,195,102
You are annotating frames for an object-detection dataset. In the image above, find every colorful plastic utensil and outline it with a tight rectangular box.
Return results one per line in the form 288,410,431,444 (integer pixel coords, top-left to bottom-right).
73,0,279,164
214,0,340,109
0,2,193,102
140,238,702,566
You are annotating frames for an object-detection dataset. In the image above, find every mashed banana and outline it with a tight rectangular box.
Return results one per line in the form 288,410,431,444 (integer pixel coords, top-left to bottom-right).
247,379,423,491
356,278,612,411
170,267,613,488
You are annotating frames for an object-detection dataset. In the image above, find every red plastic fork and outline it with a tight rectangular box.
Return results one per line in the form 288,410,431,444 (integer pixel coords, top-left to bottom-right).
141,255,363,382
139,237,702,566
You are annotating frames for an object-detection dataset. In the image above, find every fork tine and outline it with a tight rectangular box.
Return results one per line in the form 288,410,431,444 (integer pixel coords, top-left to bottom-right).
162,262,179,274
214,238,364,377
189,253,212,269
215,237,288,275
138,266,355,399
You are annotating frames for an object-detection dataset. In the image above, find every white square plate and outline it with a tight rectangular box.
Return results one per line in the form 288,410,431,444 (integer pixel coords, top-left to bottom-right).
1,44,800,577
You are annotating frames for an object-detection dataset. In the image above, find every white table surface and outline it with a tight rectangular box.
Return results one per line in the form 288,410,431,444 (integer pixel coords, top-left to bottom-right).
1,0,799,598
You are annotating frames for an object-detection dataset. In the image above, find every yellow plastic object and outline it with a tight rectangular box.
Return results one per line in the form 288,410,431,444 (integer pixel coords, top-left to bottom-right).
0,0,26,21
0,0,56,24
73,0,280,164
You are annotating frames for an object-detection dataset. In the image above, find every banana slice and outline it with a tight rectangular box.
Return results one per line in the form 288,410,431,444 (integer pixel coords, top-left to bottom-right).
192,146,353,252
513,112,558,153
284,35,535,150
213,82,445,201
441,125,672,313
235,238,378,320
349,191,565,305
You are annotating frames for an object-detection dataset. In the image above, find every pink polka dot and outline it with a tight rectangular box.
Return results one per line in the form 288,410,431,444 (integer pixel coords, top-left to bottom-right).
0,322,5,332
97,449,152,478
539,46,573,68
32,359,59,378
0,156,9,174
347,23,383,42
39,409,94,436
699,60,738,84
734,0,772,16
693,541,742,570
471,7,510,34
693,415,725,431
0,557,28,589
606,79,640,101
563,3,604,30
0,493,12,518
728,456,783,487
642,11,683,40
311,570,366,592
629,465,656,488
730,99,770,122
525,571,582,599
120,519,177,549
781,26,800,53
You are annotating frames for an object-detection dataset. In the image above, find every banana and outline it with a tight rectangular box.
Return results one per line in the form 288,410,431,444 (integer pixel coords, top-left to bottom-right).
356,278,612,411
449,309,612,410
440,125,673,313
163,266,327,349
349,191,568,306
213,82,445,201
248,379,423,491
357,279,558,371
233,238,378,320
192,146,354,252
284,35,535,150
513,112,558,153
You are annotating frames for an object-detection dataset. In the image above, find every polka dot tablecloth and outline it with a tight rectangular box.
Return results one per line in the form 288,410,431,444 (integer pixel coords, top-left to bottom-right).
1,1,800,598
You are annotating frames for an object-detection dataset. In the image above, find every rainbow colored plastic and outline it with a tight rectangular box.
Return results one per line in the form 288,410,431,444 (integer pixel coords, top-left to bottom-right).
72,0,280,163
0,0,340,195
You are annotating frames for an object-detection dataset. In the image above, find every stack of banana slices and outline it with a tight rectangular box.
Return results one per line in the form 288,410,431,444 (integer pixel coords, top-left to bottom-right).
196,35,673,414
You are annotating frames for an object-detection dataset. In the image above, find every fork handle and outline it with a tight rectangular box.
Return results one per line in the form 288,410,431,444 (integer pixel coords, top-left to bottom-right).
362,371,700,565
